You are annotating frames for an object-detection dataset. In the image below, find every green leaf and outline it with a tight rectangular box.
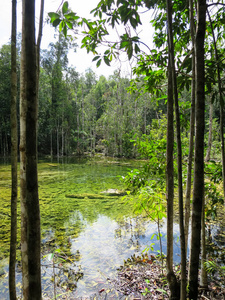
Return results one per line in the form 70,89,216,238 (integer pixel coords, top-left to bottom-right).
120,40,129,49
104,49,110,55
48,12,60,22
104,56,110,66
92,56,101,62
62,1,69,15
64,12,76,19
66,20,73,29
151,233,156,240
52,18,61,27
54,249,61,253
63,25,67,37
96,59,102,67
59,20,64,32
127,45,133,60
134,43,140,54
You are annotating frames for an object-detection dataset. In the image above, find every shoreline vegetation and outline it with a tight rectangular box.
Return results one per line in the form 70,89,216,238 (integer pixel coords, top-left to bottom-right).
1,157,225,298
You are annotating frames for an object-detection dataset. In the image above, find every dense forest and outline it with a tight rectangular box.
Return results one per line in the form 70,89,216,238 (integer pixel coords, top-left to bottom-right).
1,0,225,299
0,35,166,158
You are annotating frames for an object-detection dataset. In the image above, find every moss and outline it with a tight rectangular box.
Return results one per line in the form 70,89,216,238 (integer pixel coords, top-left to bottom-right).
0,158,136,260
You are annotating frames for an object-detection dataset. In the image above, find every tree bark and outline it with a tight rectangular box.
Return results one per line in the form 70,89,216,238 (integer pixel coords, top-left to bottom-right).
20,1,29,298
188,0,206,299
166,51,180,300
200,189,208,288
166,0,186,298
185,0,196,257
24,0,42,298
205,94,213,162
207,8,225,199
9,1,18,298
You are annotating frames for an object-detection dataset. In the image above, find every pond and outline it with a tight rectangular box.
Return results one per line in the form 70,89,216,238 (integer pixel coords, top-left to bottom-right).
0,156,181,299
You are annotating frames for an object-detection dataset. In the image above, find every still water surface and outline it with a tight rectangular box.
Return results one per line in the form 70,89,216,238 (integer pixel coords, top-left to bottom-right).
0,157,180,299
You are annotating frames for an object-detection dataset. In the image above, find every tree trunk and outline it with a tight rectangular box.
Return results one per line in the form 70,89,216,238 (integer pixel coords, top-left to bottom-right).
167,0,186,298
185,0,196,257
205,94,213,162
24,0,42,298
9,1,18,299
166,52,180,300
200,189,208,288
36,0,44,119
20,1,28,298
188,1,206,299
207,8,225,199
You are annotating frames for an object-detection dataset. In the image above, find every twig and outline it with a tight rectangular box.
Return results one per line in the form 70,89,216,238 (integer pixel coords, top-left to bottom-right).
201,295,210,300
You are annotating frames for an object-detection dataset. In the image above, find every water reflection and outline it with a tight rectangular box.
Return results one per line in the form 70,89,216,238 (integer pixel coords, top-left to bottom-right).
0,158,182,299
43,213,181,298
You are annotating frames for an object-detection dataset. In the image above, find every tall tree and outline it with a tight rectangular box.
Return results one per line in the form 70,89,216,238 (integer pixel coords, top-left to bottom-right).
166,54,179,299
22,0,43,298
166,0,186,297
9,0,18,299
188,0,206,298
184,0,196,256
207,8,225,199
20,0,28,297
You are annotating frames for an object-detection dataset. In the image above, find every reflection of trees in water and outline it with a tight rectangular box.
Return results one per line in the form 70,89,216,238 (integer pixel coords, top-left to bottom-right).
115,217,147,251
42,249,83,297
206,218,225,264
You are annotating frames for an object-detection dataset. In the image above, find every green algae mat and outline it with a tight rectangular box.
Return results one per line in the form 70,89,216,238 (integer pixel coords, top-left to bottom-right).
0,157,180,298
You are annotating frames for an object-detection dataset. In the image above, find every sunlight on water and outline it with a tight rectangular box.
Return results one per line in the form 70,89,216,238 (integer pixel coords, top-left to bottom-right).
0,157,181,299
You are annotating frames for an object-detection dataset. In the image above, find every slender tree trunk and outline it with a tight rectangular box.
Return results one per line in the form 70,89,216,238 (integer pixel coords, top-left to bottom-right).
77,108,80,153
205,95,213,162
9,1,18,298
61,115,64,156
219,102,225,198
166,53,179,300
200,189,208,288
207,9,225,199
167,0,186,298
36,0,44,79
36,0,44,120
24,0,42,298
20,1,29,298
188,1,206,299
57,124,59,159
82,97,85,152
185,0,196,256
50,129,53,158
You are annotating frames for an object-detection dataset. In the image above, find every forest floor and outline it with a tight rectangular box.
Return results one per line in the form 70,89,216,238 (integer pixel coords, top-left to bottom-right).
108,256,225,299
42,254,225,299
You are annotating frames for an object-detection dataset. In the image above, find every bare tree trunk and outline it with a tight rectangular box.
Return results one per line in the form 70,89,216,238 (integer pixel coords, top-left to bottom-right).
167,0,186,297
36,0,44,117
24,0,42,298
77,107,80,153
50,129,53,158
188,1,206,299
185,0,196,256
207,8,225,199
200,189,208,288
62,126,64,155
166,53,180,300
20,1,28,298
36,0,44,79
57,124,59,159
9,1,18,298
205,95,213,162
